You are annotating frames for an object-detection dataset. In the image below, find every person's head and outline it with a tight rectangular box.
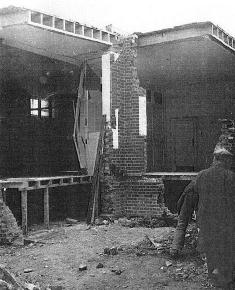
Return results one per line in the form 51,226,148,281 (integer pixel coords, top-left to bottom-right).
213,145,233,169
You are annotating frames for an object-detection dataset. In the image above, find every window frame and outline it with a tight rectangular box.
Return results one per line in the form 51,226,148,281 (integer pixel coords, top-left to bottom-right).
30,98,54,119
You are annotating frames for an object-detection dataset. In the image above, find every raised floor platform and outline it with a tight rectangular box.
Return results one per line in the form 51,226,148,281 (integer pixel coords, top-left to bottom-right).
144,172,198,180
0,175,92,235
0,175,92,191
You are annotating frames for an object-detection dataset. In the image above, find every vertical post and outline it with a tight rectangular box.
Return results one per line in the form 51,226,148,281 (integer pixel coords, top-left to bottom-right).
0,185,3,201
21,190,28,236
84,89,89,142
102,53,111,122
44,187,49,229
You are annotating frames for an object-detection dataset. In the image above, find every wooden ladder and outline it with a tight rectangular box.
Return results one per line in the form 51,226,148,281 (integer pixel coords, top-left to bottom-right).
87,115,106,224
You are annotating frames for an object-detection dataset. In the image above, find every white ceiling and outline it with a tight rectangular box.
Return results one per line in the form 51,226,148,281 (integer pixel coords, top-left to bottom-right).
0,23,109,75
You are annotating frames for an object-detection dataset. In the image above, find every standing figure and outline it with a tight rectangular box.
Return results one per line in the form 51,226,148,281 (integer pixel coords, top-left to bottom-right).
171,145,235,289
170,179,198,256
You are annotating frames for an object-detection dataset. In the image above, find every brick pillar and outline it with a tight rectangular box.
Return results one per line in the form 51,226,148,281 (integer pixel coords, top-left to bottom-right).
0,191,22,245
100,36,168,217
109,35,147,175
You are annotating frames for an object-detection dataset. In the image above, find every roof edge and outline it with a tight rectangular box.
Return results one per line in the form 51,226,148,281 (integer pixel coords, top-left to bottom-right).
0,5,118,36
136,21,213,37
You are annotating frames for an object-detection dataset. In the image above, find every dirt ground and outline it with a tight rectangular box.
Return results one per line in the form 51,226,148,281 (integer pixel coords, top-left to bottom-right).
0,222,214,290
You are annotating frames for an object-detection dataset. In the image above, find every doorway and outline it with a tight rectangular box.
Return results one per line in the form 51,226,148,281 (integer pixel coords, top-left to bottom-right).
171,118,197,172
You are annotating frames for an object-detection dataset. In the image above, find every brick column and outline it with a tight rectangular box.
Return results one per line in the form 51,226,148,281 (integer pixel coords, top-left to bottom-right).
100,36,168,217
110,35,147,175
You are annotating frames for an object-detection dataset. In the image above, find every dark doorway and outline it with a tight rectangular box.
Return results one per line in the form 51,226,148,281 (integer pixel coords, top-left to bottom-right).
171,118,197,172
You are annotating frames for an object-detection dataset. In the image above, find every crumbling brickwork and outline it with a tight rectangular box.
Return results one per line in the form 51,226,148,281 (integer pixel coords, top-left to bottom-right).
0,192,22,245
101,36,167,217
117,177,166,217
110,36,147,175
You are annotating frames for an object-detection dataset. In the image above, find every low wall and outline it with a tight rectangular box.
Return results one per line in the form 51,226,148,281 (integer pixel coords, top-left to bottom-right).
101,176,170,217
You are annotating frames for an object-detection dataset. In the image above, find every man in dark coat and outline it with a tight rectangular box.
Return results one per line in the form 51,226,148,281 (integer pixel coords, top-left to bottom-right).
171,145,235,289
170,179,198,255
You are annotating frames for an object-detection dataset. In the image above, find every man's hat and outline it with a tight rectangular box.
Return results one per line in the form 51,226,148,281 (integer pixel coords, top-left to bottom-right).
213,144,233,156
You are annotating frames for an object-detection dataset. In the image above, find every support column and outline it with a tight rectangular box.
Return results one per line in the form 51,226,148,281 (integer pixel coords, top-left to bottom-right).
44,188,49,229
21,190,28,236
102,53,111,122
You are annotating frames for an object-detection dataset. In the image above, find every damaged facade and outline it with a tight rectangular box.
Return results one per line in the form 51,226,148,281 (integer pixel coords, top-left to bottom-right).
0,6,234,236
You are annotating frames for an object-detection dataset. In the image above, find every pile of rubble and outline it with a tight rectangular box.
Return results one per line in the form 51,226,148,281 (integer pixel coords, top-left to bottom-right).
0,263,64,290
94,211,178,228
100,222,211,286
0,192,23,246
0,264,41,290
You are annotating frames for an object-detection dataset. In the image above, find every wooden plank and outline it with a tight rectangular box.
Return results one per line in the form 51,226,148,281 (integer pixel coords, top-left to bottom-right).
21,190,28,235
87,116,106,224
44,188,49,229
0,175,92,191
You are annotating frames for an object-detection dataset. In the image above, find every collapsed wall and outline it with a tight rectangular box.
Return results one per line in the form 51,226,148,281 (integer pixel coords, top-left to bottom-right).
0,190,22,245
101,36,169,217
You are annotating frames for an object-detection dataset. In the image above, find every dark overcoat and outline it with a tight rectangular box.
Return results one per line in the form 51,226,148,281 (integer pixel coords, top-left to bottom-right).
194,162,235,284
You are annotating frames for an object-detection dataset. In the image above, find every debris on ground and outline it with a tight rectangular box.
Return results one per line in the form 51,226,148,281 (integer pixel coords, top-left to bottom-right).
102,220,109,225
0,264,40,289
46,286,63,290
23,268,33,273
94,218,104,226
111,268,124,275
0,279,12,290
24,282,41,290
78,264,87,271
24,228,65,245
114,222,213,287
0,222,214,289
90,211,178,228
96,263,104,269
104,246,118,255
116,212,178,228
165,261,173,267
65,218,78,225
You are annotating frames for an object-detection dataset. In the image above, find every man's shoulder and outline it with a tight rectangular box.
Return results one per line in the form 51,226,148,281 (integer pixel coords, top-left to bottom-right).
197,166,235,180
196,168,209,178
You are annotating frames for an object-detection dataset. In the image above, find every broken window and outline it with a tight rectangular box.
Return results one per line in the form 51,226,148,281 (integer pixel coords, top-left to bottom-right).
30,98,55,118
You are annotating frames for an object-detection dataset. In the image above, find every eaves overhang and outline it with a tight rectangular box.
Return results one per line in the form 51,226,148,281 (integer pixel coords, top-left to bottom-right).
0,6,119,65
137,23,235,88
137,21,235,55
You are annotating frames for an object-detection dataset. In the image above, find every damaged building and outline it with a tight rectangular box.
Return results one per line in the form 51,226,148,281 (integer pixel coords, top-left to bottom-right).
0,6,234,238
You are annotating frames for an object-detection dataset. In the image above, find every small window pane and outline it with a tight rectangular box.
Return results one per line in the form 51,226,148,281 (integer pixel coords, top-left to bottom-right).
30,99,38,109
41,99,49,109
31,110,39,116
41,109,49,117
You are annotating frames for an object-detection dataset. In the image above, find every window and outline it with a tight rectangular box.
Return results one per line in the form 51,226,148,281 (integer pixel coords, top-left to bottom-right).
30,98,55,118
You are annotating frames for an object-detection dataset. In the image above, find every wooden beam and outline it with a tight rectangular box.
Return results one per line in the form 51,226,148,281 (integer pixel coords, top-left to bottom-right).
44,188,49,229
21,190,28,235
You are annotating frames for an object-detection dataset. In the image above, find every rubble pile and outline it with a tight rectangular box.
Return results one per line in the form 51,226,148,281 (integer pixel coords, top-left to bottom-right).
117,213,178,228
95,211,178,228
0,193,23,246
